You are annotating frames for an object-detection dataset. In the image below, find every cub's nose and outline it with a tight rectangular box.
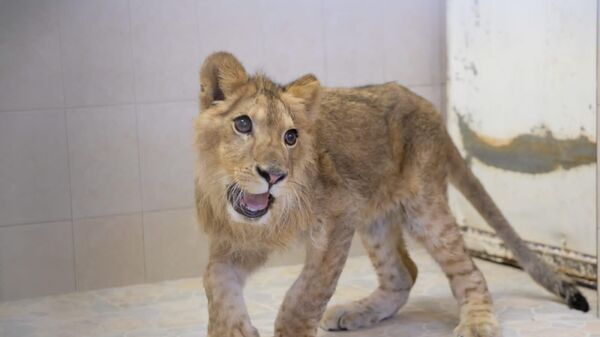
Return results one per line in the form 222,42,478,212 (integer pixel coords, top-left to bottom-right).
256,166,287,185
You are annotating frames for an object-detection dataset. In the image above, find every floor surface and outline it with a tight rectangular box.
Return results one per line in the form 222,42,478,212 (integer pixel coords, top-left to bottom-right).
0,245,598,337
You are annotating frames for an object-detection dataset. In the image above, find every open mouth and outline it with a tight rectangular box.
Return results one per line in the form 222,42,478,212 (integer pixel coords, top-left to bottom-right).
227,185,274,219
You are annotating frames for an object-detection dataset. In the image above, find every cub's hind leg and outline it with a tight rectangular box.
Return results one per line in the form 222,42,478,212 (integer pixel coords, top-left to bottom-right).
404,192,499,337
321,219,417,331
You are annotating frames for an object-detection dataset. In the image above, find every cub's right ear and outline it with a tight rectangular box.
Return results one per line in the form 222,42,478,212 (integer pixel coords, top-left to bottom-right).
199,52,248,110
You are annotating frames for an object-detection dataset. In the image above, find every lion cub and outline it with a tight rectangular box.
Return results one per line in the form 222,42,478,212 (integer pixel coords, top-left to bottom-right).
194,52,588,337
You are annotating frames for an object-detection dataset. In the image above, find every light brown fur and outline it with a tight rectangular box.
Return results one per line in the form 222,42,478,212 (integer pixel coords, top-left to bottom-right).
194,52,588,337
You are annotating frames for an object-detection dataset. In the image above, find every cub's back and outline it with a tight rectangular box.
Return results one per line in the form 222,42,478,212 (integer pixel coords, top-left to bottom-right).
315,82,445,195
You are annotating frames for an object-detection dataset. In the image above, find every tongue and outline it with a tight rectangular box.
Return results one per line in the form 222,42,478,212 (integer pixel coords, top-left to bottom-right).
242,192,270,212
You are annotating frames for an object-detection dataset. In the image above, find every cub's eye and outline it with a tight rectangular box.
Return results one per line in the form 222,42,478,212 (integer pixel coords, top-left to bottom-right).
284,129,298,146
233,115,252,134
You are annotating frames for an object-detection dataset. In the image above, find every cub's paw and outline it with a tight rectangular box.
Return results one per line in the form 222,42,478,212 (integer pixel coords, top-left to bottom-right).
233,321,259,337
209,320,259,337
274,323,318,337
453,316,500,337
320,302,383,331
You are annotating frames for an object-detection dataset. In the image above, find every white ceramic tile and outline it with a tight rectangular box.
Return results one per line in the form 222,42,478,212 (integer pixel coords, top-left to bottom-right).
0,0,64,111
259,0,326,84
137,102,196,211
382,0,445,86
130,0,200,103
0,110,71,226
59,0,135,107
0,221,75,301
143,208,208,282
197,0,264,74
73,213,145,291
323,0,385,87
67,105,141,218
410,85,445,114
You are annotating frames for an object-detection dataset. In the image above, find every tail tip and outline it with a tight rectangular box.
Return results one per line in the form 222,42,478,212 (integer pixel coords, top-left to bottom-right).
566,291,589,312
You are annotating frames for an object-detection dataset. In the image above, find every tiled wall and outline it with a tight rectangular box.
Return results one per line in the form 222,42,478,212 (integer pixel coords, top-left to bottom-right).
0,0,446,301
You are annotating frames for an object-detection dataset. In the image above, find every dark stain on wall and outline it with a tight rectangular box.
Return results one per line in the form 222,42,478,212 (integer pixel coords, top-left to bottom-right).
457,114,596,174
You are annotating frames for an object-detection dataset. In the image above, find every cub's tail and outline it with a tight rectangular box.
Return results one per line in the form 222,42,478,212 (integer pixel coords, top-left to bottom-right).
446,138,589,312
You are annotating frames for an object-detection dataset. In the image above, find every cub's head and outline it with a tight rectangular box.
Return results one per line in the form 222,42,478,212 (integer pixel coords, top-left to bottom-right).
195,52,319,229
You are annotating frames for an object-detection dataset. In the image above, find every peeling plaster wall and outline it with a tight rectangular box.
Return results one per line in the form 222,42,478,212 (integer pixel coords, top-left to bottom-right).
447,0,597,256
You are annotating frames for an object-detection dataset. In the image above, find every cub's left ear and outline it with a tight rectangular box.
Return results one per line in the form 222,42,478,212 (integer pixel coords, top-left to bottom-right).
283,74,320,119
199,52,248,110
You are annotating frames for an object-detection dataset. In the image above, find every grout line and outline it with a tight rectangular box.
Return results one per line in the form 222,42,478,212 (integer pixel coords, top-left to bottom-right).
0,78,443,113
141,205,195,215
257,0,265,72
0,219,74,229
0,205,196,229
380,2,386,83
126,0,148,283
0,105,66,113
191,0,202,85
76,211,141,222
55,0,67,109
54,0,78,292
441,0,449,118
0,99,200,114
133,105,148,282
195,0,204,63
320,0,328,85
126,0,138,105
63,110,77,292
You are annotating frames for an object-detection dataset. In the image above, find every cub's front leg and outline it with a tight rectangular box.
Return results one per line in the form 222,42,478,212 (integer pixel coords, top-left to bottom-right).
204,249,265,337
275,220,355,337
